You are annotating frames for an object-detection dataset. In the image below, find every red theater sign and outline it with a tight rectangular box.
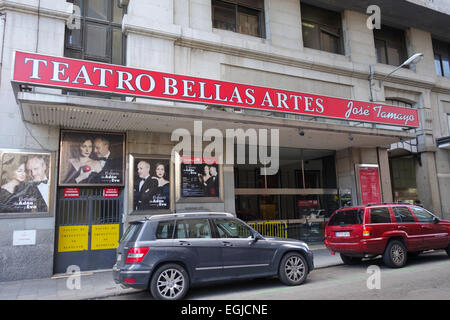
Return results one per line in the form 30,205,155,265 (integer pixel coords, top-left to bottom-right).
12,51,419,127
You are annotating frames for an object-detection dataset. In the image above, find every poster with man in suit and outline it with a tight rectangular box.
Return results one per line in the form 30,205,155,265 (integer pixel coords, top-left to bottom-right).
59,130,125,186
0,151,51,215
180,157,220,198
133,158,170,210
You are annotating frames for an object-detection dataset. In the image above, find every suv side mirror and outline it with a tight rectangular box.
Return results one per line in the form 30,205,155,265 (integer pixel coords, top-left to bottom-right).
252,232,264,242
433,217,440,224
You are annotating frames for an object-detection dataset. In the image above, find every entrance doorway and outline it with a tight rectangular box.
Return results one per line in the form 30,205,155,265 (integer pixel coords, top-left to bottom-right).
54,188,123,274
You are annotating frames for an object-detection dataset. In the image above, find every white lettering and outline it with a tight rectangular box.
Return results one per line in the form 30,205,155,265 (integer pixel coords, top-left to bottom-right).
290,94,303,110
245,88,255,105
214,84,228,102
276,92,289,109
135,73,155,93
304,96,314,112
24,58,48,80
229,87,243,104
72,65,94,86
116,70,135,91
315,98,324,113
93,67,113,88
163,77,178,95
182,80,196,98
261,91,274,107
50,61,70,83
199,81,213,100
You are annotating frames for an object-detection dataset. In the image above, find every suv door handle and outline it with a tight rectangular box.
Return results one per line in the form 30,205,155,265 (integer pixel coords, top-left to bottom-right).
397,226,406,230
222,241,233,247
178,240,191,246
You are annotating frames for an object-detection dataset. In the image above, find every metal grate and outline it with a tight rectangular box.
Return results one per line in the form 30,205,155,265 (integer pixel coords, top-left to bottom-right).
57,188,121,226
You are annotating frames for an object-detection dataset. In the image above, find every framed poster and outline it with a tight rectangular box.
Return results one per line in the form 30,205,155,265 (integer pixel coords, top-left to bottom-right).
0,149,53,216
356,164,382,205
129,155,172,213
59,130,125,186
175,155,223,203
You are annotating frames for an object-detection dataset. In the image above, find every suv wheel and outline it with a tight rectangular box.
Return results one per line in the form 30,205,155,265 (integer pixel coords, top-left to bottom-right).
340,253,362,265
150,263,189,300
278,252,308,286
383,240,407,268
446,245,450,257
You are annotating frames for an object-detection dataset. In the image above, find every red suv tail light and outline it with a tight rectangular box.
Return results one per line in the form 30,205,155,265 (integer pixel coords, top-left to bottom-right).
363,227,372,238
125,247,150,263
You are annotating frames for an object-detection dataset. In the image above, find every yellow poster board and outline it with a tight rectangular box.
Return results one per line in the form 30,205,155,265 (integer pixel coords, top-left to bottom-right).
58,225,89,252
91,224,120,250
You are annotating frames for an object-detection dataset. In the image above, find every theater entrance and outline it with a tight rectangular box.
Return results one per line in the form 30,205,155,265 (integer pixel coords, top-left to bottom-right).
54,188,123,274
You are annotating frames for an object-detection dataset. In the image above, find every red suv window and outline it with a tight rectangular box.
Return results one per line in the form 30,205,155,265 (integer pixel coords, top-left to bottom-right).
410,207,434,222
328,209,363,226
393,206,416,223
370,207,391,223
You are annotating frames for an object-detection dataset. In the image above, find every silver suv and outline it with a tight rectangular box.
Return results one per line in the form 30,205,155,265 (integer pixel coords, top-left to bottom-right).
113,212,314,300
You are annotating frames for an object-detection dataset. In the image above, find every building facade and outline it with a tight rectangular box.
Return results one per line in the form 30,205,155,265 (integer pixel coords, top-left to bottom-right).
0,0,449,281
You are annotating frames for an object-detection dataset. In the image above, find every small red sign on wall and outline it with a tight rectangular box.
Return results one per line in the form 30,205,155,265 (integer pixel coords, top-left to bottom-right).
298,200,319,207
358,166,382,205
64,188,79,198
103,188,119,198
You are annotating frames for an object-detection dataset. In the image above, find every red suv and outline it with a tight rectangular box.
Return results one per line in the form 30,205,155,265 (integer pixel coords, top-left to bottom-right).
324,203,450,268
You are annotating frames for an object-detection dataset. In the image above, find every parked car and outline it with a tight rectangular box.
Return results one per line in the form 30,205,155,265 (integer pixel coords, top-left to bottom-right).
324,203,450,268
113,212,314,300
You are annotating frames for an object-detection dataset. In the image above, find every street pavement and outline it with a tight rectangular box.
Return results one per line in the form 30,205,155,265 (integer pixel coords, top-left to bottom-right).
0,246,340,300
1,247,448,300
107,250,450,300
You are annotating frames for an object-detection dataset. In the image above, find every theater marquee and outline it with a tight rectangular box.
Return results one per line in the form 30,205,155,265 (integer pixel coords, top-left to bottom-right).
12,51,419,127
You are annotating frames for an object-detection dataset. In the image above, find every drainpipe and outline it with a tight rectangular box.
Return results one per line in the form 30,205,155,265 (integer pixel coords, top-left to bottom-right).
0,12,6,87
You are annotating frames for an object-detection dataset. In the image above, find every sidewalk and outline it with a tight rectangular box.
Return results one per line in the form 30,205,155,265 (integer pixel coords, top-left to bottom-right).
0,247,342,300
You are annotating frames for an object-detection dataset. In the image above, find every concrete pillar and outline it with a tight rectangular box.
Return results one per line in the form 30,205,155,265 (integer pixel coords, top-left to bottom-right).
337,147,392,206
416,151,442,216
377,148,393,203
268,0,302,50
405,27,436,78
342,10,377,64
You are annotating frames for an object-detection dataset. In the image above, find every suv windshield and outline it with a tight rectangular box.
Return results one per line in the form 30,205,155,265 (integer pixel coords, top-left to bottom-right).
328,209,363,226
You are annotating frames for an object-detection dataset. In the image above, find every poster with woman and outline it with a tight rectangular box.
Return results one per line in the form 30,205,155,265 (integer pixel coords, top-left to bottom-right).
132,157,170,211
59,130,125,186
0,151,52,215
180,157,220,198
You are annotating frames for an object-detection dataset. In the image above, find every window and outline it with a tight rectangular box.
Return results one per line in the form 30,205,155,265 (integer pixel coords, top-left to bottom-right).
214,218,253,238
328,209,363,226
301,3,343,55
120,222,143,242
433,39,450,78
411,207,435,223
370,208,391,224
374,26,407,66
65,0,125,65
393,207,416,223
156,221,175,239
448,114,450,133
212,0,265,38
175,219,212,239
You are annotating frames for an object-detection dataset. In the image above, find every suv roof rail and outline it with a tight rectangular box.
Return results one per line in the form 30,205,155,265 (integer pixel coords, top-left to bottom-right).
144,212,234,220
366,202,411,207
